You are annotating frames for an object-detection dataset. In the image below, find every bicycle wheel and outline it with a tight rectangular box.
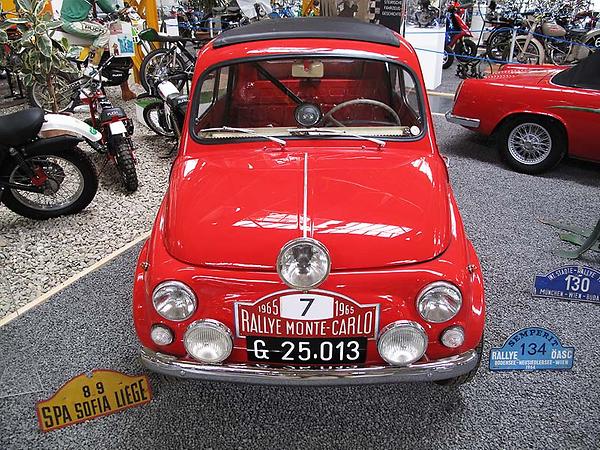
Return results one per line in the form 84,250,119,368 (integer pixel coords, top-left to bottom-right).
140,48,187,92
486,28,513,62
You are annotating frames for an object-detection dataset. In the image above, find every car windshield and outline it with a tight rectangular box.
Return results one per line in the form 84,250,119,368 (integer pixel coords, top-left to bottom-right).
192,57,425,141
552,51,600,90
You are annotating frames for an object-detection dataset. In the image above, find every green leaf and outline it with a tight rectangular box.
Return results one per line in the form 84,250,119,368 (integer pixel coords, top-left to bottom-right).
46,20,62,30
0,30,7,44
16,0,33,13
33,0,45,16
7,18,30,24
23,73,33,86
60,37,70,51
36,32,51,57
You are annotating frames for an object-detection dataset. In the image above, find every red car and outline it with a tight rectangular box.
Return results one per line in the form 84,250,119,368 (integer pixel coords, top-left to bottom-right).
447,52,600,174
134,17,485,385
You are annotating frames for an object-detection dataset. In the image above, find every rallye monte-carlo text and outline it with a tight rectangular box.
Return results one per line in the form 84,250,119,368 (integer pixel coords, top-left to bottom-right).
133,17,486,385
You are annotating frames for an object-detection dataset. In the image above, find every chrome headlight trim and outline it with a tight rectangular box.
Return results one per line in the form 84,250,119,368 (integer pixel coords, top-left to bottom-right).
377,320,428,366
152,280,197,322
416,281,462,323
183,319,233,364
276,237,331,290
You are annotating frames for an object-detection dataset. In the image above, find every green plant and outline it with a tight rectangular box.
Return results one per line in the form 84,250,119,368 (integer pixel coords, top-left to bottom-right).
0,0,76,111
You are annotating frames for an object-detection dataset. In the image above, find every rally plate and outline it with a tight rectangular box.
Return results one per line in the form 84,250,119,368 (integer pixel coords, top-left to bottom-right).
234,290,380,339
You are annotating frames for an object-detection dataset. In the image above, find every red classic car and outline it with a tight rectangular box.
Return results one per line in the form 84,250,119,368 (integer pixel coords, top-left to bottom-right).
134,17,485,385
447,52,600,174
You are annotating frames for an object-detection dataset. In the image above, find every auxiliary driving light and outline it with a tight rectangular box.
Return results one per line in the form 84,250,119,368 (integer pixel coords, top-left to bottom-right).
152,281,197,321
184,320,233,364
150,324,174,346
277,238,330,290
440,325,465,348
417,281,462,323
377,321,428,366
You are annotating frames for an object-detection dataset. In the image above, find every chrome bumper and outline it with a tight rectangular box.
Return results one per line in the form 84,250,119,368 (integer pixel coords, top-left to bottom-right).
140,347,480,386
445,111,480,128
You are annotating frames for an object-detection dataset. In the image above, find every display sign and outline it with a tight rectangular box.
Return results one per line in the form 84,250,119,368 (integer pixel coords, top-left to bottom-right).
108,21,135,57
36,370,152,432
533,265,600,304
489,327,574,371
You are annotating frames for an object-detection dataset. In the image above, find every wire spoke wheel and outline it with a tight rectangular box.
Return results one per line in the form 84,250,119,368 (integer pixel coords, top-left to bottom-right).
507,123,552,165
141,48,186,91
9,155,85,211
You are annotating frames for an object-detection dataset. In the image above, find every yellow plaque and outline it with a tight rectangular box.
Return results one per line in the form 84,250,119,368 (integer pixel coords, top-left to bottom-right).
36,370,152,432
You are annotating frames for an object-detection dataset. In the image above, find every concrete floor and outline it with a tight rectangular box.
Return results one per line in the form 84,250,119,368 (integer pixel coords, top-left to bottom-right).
1,115,599,449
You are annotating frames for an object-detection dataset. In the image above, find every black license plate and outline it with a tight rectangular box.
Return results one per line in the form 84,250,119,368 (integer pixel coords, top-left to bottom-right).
246,337,367,364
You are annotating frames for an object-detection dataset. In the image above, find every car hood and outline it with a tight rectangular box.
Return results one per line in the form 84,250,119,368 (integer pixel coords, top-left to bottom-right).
163,147,452,271
485,65,562,85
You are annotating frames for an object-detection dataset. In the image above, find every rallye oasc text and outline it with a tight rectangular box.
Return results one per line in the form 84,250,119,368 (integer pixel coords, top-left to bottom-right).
133,17,485,385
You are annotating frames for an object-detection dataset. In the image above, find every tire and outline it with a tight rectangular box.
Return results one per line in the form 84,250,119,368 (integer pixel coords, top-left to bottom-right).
443,45,454,69
111,135,139,192
143,101,176,138
497,116,566,174
0,145,98,220
435,337,483,386
455,39,478,62
502,36,544,65
27,72,77,113
583,33,600,52
486,28,513,62
140,48,186,92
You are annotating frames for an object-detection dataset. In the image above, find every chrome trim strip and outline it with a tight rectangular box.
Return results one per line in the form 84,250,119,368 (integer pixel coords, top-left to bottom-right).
445,111,480,128
140,347,479,385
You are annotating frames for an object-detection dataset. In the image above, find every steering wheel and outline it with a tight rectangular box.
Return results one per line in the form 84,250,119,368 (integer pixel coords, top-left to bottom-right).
322,99,402,127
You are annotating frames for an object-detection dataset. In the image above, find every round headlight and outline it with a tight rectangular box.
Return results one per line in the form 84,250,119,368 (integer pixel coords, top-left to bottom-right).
417,281,462,323
440,325,465,348
184,320,233,363
277,238,330,290
377,321,428,366
150,324,174,346
152,281,197,321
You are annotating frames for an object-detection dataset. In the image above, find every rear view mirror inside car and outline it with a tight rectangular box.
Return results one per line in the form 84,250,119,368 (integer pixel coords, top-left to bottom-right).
292,60,324,78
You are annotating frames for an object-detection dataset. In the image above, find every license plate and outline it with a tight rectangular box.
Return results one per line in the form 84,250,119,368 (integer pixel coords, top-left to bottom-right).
246,336,367,364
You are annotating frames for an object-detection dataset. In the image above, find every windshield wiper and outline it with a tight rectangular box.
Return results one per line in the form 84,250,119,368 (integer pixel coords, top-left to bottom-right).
287,128,386,148
199,127,286,146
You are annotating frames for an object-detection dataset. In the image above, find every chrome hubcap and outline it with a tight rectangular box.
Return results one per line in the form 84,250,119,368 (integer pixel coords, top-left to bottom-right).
507,123,552,165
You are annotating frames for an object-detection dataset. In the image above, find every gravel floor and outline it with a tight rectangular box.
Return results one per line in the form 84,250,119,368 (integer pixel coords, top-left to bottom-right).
0,115,598,449
0,82,172,318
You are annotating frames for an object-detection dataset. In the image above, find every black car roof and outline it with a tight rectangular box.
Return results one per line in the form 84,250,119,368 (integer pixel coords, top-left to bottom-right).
552,51,600,90
212,17,401,49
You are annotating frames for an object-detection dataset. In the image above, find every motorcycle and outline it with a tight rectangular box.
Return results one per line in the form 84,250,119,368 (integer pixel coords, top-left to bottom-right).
0,108,99,220
414,0,440,28
503,10,600,65
75,66,138,192
142,73,189,154
443,1,478,69
27,54,139,192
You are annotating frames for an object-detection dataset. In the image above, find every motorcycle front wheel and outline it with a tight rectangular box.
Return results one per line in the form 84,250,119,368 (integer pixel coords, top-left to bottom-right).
143,101,176,138
110,135,139,193
140,48,186,92
0,146,98,220
455,39,478,62
27,73,78,113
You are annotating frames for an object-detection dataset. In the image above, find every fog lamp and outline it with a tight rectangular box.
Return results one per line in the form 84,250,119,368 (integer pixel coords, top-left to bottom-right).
440,326,465,348
152,281,197,321
184,320,233,363
277,238,330,290
150,324,174,346
417,281,462,323
377,321,428,366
